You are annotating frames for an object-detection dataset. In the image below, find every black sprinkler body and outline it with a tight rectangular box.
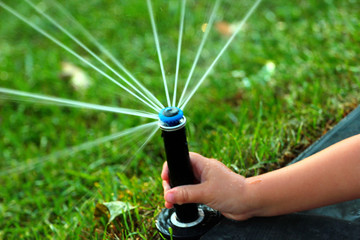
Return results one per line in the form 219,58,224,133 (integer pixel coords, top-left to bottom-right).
156,107,221,240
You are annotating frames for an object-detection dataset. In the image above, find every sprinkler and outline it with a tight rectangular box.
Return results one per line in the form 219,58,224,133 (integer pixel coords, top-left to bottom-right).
156,107,222,240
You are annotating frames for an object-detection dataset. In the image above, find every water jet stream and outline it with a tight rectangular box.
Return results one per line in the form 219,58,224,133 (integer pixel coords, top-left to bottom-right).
50,0,165,110
0,1,159,112
172,0,186,107
116,124,159,173
24,0,162,112
0,87,158,119
180,0,263,110
0,121,159,176
146,0,171,107
177,0,220,108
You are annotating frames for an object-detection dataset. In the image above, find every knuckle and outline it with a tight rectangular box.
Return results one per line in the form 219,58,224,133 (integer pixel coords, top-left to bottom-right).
179,188,190,203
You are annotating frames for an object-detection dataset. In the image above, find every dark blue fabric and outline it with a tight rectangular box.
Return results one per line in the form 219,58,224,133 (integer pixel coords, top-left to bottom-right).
291,105,360,223
202,105,360,239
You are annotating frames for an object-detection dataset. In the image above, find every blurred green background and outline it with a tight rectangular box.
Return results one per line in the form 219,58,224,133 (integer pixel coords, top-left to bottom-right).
0,0,359,239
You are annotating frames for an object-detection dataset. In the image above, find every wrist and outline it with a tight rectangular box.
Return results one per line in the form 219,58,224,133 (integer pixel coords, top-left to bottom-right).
241,176,264,218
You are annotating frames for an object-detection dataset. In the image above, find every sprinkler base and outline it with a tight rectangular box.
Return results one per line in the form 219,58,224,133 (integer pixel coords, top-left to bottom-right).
156,205,222,240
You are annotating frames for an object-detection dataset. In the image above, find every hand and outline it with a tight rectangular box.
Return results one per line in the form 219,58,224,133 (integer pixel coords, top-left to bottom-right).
161,152,253,220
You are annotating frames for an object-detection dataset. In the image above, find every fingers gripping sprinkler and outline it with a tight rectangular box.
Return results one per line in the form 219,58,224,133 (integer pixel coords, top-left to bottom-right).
156,107,222,240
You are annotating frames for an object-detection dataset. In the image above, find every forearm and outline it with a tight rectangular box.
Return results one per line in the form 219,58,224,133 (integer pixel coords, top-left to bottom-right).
245,134,360,217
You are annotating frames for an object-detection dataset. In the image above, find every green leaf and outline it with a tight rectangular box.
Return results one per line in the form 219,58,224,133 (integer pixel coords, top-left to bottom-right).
94,201,136,224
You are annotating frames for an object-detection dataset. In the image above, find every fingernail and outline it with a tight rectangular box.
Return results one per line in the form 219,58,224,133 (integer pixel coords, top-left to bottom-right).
165,201,173,209
166,192,175,203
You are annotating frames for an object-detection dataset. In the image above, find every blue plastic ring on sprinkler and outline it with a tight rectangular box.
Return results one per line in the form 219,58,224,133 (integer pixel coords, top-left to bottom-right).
159,107,184,127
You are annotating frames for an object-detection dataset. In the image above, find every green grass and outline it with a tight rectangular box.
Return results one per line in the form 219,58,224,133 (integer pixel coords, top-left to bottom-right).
0,0,359,239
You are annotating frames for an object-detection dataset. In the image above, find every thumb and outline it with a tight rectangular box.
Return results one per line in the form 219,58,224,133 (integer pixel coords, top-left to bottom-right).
165,184,207,205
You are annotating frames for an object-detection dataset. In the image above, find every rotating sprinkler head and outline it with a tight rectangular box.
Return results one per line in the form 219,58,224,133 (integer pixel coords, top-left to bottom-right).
156,107,222,240
158,107,185,129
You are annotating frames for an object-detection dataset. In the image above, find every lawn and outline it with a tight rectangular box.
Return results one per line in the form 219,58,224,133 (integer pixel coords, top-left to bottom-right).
0,0,359,239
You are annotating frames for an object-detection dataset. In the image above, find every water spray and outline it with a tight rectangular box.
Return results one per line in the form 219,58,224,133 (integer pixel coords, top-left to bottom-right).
156,107,221,240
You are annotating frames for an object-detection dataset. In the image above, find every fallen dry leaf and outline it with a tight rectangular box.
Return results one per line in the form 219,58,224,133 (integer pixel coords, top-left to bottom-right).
60,62,91,91
216,21,233,36
215,21,246,37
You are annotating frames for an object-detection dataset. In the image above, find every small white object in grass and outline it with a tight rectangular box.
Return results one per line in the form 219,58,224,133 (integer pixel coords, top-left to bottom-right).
242,77,251,88
265,61,276,75
238,61,276,88
257,60,276,84
61,62,91,91
231,70,246,79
